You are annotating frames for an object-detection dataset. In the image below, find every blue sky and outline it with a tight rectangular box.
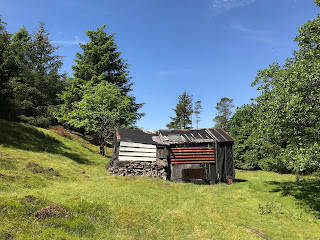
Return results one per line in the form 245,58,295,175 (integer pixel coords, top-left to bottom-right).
1,0,319,130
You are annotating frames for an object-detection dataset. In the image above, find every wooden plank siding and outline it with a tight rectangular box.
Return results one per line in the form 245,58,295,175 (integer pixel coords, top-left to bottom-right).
120,141,156,149
119,146,156,153
118,156,157,161
119,141,157,161
119,151,156,157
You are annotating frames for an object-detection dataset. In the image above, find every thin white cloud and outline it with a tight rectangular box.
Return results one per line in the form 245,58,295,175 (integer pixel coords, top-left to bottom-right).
52,36,85,46
230,21,271,35
229,20,274,44
211,0,255,11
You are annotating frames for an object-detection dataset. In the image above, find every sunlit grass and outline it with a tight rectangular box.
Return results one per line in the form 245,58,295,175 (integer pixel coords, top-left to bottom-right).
0,119,319,239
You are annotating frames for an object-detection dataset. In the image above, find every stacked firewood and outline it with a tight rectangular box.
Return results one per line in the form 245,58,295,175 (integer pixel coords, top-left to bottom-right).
108,160,167,179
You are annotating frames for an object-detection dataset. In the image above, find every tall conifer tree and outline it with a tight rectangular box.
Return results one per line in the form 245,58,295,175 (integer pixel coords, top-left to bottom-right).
194,100,202,129
14,23,66,126
213,97,234,130
0,22,66,126
167,91,193,129
57,25,144,154
0,18,12,119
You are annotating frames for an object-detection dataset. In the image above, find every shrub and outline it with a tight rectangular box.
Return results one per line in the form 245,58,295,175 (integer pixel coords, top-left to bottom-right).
49,126,72,139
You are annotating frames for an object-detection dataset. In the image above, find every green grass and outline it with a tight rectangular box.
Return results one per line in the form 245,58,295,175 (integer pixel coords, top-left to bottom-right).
0,119,319,239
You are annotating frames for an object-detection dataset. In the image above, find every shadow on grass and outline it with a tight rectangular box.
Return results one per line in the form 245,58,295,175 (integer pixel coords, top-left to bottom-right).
268,178,320,217
235,179,248,183
0,120,90,164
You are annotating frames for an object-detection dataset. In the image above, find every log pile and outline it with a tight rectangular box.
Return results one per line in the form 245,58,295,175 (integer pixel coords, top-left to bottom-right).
108,160,167,179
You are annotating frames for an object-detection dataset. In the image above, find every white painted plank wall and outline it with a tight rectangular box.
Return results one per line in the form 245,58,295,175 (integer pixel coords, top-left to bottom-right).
119,156,156,161
120,151,156,157
120,141,156,149
119,141,157,161
119,146,156,153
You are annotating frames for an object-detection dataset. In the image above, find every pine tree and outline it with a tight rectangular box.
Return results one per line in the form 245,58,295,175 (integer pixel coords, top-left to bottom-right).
167,91,193,129
213,97,234,130
194,100,202,129
0,18,13,119
57,25,144,154
9,23,67,127
72,25,132,93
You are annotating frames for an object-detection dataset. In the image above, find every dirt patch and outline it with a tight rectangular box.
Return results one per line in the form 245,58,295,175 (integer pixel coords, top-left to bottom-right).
35,204,67,219
25,162,45,174
24,195,38,203
1,233,13,239
246,227,269,239
0,158,18,170
24,162,60,177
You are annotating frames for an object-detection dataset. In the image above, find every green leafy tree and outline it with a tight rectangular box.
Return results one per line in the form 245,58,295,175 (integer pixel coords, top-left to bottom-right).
57,25,144,152
167,91,193,129
228,104,260,169
213,97,234,130
194,100,202,129
69,81,138,155
230,1,320,173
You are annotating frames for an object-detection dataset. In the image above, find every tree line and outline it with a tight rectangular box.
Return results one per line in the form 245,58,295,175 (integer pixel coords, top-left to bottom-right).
0,20,143,155
166,90,233,130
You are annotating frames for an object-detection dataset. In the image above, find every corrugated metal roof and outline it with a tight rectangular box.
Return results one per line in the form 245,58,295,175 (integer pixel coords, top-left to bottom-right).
115,128,235,145
116,129,158,145
159,128,234,143
208,129,235,142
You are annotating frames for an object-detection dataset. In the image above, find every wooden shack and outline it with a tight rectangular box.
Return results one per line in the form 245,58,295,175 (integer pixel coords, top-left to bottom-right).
107,128,235,184
107,129,168,179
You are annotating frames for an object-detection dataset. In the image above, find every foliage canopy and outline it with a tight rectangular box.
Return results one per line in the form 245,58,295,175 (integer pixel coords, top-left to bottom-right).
229,2,320,173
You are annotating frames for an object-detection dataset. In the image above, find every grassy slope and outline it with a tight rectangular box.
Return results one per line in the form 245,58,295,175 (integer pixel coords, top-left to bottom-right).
0,119,319,240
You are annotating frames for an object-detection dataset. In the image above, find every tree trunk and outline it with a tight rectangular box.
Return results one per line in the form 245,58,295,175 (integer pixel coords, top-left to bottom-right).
100,144,105,156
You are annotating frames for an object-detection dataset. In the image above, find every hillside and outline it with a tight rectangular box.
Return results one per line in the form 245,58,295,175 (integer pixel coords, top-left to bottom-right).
0,119,319,239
